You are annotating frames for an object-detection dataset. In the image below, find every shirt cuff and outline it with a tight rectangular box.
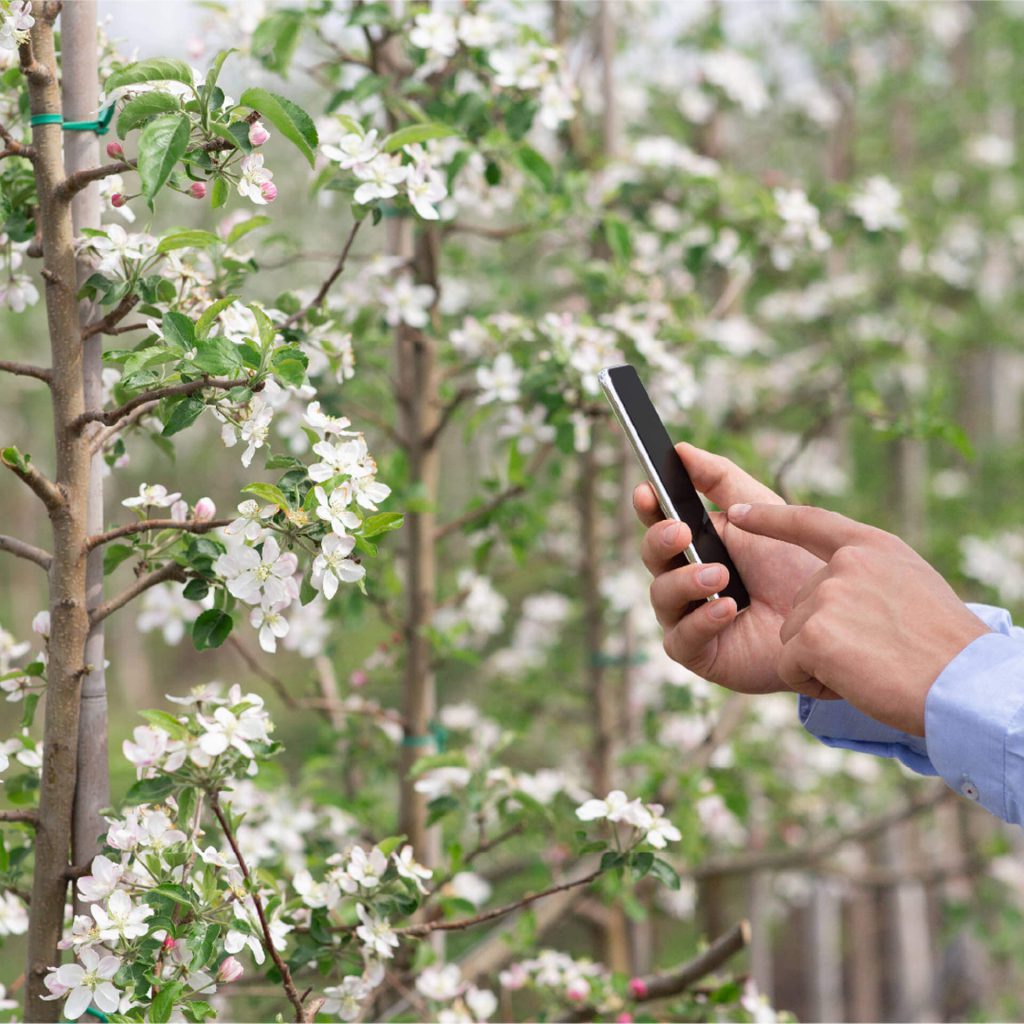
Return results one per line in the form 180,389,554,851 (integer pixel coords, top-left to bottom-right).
925,630,1024,825
799,695,936,776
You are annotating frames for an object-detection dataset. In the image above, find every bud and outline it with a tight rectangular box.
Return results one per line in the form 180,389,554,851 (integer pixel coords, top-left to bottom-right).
190,181,207,200
617,1016,634,1024
162,936,177,951
248,120,270,147
566,979,590,1002
32,610,50,638
106,141,124,159
111,193,126,208
170,499,189,522
217,956,244,983
627,978,648,1000
350,669,368,688
260,181,278,203
194,497,216,521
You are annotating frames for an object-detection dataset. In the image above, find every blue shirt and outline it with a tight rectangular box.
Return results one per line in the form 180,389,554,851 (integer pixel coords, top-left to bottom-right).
799,602,1024,826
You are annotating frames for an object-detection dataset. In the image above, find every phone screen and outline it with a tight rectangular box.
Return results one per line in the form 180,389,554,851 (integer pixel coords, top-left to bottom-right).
603,364,750,610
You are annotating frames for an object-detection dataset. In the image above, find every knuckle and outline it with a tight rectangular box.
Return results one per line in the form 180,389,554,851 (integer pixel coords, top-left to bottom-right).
830,545,858,572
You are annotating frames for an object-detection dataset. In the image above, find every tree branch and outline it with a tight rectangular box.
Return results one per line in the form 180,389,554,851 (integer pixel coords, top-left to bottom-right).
434,443,552,540
443,222,533,240
0,122,33,160
282,219,363,327
423,385,477,449
0,360,52,384
210,791,311,1023
397,866,603,937
1,453,64,513
691,782,951,879
81,293,139,340
561,920,751,1021
0,534,53,571
73,376,255,431
0,810,39,826
87,517,232,551
88,563,186,627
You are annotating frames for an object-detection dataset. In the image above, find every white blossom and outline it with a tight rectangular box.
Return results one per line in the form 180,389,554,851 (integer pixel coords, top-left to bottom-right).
122,483,182,509
215,536,299,607
849,175,906,232
313,532,365,599
476,353,522,405
353,153,408,205
43,948,121,1021
237,153,275,205
0,891,28,936
355,904,400,959
225,499,277,542
90,889,153,943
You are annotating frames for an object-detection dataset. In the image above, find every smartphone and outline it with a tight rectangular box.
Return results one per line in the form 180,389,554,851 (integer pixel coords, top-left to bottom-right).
598,363,750,612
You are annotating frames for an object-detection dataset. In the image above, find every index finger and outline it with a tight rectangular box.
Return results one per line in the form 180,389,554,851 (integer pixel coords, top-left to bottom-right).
726,502,871,562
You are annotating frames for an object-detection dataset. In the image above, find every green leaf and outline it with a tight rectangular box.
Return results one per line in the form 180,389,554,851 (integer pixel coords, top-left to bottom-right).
147,884,196,909
630,851,655,880
137,114,191,200
516,145,554,192
20,692,40,729
361,512,404,538
150,982,182,1024
193,336,243,376
139,709,191,740
103,543,134,576
105,57,194,94
204,49,237,98
249,304,277,350
376,834,407,857
240,482,288,508
251,10,304,75
227,216,271,245
649,857,681,890
192,609,233,650
603,216,632,264
270,345,308,386
124,775,175,806
117,91,181,138
211,176,228,209
196,295,239,339
162,311,196,351
383,122,458,152
237,87,318,167
182,578,210,601
157,229,222,254
162,395,205,436
600,850,626,872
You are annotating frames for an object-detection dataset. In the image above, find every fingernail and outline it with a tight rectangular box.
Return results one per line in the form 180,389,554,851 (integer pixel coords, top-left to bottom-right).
729,503,751,520
663,522,681,546
698,566,723,587
709,599,732,619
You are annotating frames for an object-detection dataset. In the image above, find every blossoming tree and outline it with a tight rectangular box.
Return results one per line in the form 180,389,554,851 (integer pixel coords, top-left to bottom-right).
5,1,1024,1022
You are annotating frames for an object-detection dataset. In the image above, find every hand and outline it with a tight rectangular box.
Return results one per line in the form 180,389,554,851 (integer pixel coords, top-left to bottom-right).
634,443,839,699
727,502,991,736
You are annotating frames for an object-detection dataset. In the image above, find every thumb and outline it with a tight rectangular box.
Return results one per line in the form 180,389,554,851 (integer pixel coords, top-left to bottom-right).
677,443,784,509
726,502,869,562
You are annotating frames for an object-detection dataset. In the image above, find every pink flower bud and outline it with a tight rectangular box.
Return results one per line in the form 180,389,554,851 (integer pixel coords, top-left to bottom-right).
248,120,270,147
106,141,124,159
217,955,244,983
617,1015,634,1023
194,497,216,521
111,193,126,208
566,979,590,1002
628,978,648,1000
190,181,207,200
260,181,278,203
170,500,189,522
350,669,368,688
162,936,177,951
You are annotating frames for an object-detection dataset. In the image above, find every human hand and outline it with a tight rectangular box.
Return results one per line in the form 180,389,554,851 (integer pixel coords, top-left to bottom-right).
726,502,991,736
634,443,840,700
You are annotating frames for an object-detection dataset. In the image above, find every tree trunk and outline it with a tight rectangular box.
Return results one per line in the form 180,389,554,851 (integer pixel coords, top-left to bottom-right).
23,7,94,1017
62,0,109,917
808,877,844,1022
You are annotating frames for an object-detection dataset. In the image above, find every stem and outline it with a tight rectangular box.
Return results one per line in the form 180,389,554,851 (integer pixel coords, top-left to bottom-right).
22,8,95,1017
282,219,363,327
0,810,39,825
209,792,309,1022
89,562,187,627
1,454,63,513
87,517,231,550
0,534,53,570
0,360,52,383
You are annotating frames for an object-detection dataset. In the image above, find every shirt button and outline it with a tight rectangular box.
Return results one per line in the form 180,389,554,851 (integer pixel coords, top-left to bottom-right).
959,777,979,801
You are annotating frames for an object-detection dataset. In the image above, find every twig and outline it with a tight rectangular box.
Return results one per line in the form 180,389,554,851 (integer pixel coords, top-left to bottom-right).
73,376,255,431
227,635,299,709
81,293,140,340
1,453,63,513
690,783,951,879
0,122,33,160
429,823,526,894
283,219,363,327
90,402,158,454
423,385,477,449
210,791,310,1023
0,534,53,571
0,810,38,826
443,222,532,240
434,443,552,540
89,563,187,627
87,517,232,550
0,360,51,384
396,866,603,937
561,920,751,1021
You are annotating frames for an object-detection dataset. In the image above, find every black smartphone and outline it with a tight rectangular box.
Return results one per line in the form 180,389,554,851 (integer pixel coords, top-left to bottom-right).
598,363,751,612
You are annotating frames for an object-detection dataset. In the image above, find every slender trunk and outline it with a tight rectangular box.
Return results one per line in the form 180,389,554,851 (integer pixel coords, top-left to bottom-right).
393,216,441,868
24,9,93,1018
807,877,843,1022
62,0,109,916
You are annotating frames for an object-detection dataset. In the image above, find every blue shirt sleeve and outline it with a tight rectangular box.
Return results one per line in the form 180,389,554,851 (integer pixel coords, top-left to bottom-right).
799,602,1024,824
